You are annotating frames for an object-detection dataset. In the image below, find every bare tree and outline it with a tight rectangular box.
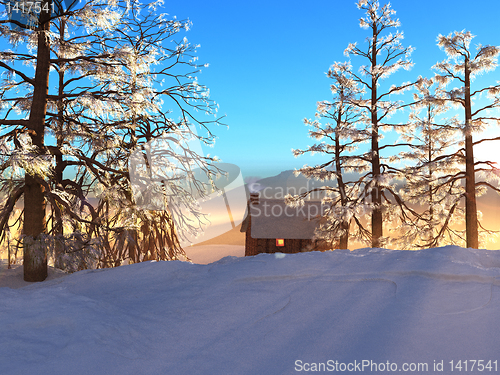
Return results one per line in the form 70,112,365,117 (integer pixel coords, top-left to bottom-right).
0,0,64,280
434,30,500,248
86,2,226,265
396,77,465,248
0,0,225,278
339,0,414,247
288,62,371,249
0,0,136,278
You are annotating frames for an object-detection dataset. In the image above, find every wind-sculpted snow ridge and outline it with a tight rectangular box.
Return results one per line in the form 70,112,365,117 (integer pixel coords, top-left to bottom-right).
1,246,500,375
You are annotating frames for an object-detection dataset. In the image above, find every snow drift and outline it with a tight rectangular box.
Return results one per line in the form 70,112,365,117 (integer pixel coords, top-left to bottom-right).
1,246,500,374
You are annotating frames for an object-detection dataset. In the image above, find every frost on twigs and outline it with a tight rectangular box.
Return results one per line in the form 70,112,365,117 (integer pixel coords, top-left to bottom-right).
291,45,373,248
9,133,53,180
433,30,500,247
128,125,219,245
22,233,101,273
0,0,224,270
316,0,415,248
49,233,102,272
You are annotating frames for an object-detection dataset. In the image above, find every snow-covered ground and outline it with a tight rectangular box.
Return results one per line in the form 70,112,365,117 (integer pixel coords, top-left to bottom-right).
184,244,245,264
2,246,500,374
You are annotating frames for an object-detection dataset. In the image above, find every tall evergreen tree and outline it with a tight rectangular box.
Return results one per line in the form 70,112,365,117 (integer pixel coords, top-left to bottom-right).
434,30,500,248
340,0,414,247
396,77,465,248
0,0,224,278
289,62,370,249
0,0,59,280
89,3,225,265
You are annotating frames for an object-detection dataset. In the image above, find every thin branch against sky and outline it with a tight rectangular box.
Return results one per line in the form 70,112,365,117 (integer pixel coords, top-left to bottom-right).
1,0,500,180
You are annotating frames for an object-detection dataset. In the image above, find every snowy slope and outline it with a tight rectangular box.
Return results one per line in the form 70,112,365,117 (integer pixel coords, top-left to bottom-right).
1,246,500,374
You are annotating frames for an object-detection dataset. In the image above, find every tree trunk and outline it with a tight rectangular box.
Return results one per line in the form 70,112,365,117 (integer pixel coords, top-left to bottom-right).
464,134,478,248
53,23,65,269
24,5,51,282
24,175,47,281
370,25,382,248
427,106,436,247
338,220,349,249
335,116,349,249
464,61,479,249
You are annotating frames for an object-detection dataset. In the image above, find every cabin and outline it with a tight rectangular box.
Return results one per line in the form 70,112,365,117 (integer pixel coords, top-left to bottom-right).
240,193,331,256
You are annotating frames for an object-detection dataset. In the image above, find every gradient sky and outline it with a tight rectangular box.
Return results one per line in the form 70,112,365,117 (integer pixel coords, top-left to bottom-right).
2,0,500,180
161,0,500,180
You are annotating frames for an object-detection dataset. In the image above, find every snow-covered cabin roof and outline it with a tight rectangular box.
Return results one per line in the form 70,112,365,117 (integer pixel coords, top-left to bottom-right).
240,197,326,239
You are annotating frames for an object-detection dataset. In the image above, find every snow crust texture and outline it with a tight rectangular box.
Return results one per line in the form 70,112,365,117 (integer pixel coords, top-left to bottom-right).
1,246,500,374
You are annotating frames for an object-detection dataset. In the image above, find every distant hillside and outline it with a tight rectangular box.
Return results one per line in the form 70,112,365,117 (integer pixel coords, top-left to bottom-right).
251,169,341,200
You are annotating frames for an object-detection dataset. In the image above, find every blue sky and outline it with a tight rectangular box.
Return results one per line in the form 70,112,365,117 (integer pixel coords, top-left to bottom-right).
2,0,500,181
162,0,500,180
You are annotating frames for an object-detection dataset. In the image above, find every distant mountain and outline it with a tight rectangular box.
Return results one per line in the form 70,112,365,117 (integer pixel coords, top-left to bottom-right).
249,169,357,200
249,169,500,209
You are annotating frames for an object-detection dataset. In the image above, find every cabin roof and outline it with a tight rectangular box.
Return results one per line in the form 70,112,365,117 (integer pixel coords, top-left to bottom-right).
240,198,325,239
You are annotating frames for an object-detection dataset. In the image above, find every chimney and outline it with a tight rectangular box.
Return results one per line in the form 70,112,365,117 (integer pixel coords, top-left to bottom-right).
250,193,259,205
